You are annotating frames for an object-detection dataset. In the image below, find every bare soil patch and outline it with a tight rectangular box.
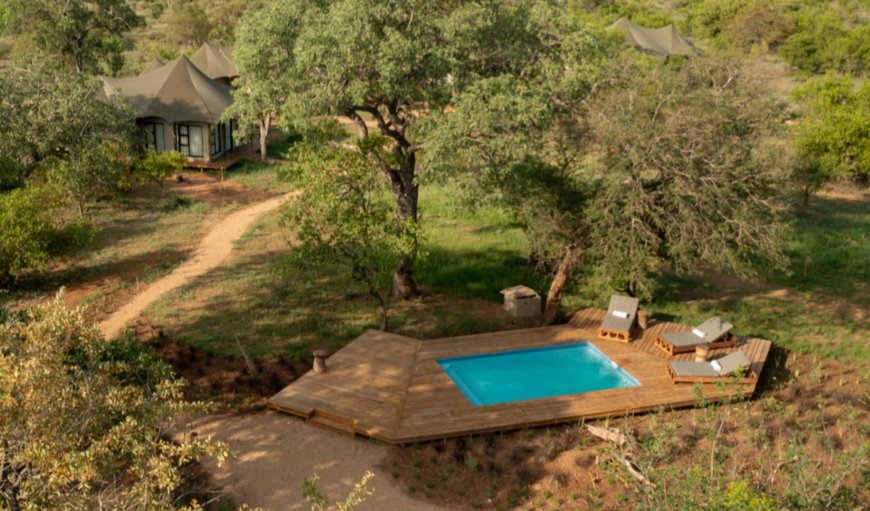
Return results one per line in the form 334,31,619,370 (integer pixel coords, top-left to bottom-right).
165,170,280,206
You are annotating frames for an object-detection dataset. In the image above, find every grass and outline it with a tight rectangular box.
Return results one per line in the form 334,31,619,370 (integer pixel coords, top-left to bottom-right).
142,179,868,367
417,184,870,362
224,158,295,194
0,185,218,317
144,205,513,360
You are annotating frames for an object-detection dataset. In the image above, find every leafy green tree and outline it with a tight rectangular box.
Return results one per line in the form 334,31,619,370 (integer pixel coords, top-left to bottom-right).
0,67,134,206
779,9,869,75
287,137,411,330
0,295,228,510
286,0,607,299
5,0,141,74
429,55,788,321
285,0,451,298
164,0,213,49
422,5,606,323
225,0,308,162
791,74,870,201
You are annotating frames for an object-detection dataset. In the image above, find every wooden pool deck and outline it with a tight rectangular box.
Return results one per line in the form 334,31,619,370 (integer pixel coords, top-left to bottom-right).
268,308,771,444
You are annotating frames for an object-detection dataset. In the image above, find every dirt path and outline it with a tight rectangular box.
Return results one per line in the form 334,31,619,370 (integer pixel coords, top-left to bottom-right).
99,195,289,339
193,412,450,511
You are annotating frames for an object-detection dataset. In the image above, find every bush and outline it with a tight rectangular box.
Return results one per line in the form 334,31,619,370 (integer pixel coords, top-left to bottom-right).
791,74,870,199
0,186,94,285
0,296,228,510
779,11,868,74
133,150,183,187
723,2,795,52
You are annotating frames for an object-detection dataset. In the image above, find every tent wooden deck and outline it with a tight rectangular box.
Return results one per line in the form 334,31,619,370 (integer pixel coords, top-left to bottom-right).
268,308,771,444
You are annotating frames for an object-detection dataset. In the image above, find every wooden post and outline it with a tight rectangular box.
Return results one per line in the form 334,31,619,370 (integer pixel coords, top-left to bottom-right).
695,344,710,363
313,349,328,374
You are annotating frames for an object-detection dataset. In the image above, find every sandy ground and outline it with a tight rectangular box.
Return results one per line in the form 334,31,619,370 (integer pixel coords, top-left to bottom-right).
194,412,451,511
99,195,289,338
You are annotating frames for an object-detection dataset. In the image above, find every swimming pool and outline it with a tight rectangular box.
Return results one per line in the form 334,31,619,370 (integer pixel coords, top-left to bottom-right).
438,342,640,406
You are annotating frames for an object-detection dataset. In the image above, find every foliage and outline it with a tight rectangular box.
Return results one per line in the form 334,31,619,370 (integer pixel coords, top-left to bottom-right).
133,150,184,187
4,0,141,74
164,0,213,49
779,8,869,75
0,66,135,199
286,140,411,330
0,187,91,284
791,74,869,197
585,57,790,298
46,140,130,214
224,0,307,161
722,2,795,52
0,295,228,510
301,471,375,511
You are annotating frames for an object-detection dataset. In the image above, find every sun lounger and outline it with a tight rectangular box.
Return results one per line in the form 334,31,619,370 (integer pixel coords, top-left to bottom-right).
668,349,754,383
598,295,640,343
655,316,737,357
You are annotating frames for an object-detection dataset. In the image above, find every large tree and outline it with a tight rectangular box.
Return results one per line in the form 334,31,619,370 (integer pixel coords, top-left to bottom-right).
285,0,450,298
423,3,605,324
429,55,789,323
0,296,227,510
0,66,135,208
225,0,309,162
5,0,141,74
286,0,605,299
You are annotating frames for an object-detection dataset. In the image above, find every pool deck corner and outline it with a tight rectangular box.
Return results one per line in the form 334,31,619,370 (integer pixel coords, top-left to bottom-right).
268,308,771,444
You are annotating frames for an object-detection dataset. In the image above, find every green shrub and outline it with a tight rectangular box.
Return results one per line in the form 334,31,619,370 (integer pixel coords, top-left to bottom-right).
0,186,94,285
723,2,795,52
779,11,868,74
791,74,870,198
132,150,183,187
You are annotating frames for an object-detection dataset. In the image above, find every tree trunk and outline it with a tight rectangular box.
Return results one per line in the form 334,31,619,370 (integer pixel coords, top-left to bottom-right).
542,244,582,325
258,116,270,163
1,491,20,511
388,157,419,300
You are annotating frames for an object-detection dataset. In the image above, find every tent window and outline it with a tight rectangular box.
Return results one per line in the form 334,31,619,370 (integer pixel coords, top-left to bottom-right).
178,124,203,158
210,125,218,155
144,122,165,152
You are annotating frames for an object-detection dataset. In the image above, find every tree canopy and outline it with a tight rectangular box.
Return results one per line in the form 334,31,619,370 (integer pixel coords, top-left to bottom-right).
4,0,141,74
427,53,790,321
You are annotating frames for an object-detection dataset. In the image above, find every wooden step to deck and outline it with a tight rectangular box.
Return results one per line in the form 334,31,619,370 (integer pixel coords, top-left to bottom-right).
307,413,357,436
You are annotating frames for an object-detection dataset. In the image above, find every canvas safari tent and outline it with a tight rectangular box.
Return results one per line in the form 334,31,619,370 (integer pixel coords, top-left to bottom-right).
190,43,239,85
607,18,697,57
139,58,165,76
101,55,237,164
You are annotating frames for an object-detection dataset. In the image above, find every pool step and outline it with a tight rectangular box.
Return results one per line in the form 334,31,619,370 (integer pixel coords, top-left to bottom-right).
307,412,357,436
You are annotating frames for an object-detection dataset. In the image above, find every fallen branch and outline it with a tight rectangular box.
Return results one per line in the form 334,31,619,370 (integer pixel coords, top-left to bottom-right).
621,454,656,488
587,424,631,446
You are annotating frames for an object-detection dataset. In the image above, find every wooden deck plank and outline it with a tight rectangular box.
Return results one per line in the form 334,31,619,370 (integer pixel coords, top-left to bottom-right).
268,308,772,444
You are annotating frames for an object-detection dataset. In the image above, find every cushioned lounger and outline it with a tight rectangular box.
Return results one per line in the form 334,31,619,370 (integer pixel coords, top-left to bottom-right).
668,350,754,384
656,316,737,356
598,295,640,343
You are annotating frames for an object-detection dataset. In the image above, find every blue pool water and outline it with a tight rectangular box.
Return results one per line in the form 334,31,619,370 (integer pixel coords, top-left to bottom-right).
438,342,640,406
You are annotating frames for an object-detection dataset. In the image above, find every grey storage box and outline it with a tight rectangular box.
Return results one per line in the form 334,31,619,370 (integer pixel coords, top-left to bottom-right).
500,285,542,319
